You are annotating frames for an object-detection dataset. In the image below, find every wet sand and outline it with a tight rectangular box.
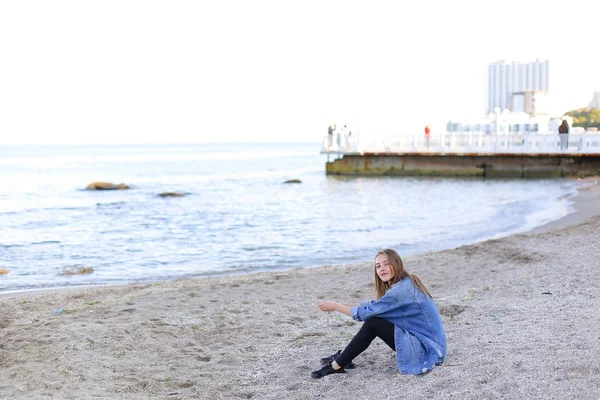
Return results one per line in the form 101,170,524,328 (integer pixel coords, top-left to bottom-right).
1,180,599,399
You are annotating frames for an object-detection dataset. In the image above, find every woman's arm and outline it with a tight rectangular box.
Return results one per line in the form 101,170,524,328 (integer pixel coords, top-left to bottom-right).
351,284,410,321
317,301,352,317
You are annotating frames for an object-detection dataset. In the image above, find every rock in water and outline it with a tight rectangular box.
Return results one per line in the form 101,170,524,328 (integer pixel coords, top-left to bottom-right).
283,179,302,184
158,192,185,198
61,266,94,275
86,182,130,190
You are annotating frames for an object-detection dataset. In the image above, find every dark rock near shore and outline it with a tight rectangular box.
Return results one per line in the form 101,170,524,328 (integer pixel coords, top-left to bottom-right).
283,179,302,184
158,192,186,198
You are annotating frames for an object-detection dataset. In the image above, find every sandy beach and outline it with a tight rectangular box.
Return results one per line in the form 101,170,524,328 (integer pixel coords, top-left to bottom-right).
1,180,599,400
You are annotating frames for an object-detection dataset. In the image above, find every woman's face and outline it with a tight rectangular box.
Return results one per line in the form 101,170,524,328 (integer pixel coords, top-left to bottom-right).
375,253,394,283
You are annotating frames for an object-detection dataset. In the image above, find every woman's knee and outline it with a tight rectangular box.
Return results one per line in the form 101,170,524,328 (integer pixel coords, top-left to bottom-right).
363,317,390,330
362,318,395,350
354,318,383,340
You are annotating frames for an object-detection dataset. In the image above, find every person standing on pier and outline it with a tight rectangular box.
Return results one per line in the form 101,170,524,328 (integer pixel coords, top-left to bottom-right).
327,124,336,151
342,125,350,151
336,125,345,158
424,124,431,150
559,120,569,150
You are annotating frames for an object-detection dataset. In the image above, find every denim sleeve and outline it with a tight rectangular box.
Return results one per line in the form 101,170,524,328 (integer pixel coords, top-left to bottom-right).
351,300,375,318
351,289,407,321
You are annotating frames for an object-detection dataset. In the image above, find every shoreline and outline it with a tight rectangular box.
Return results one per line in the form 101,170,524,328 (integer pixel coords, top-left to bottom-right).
532,176,600,233
1,181,599,399
1,177,597,300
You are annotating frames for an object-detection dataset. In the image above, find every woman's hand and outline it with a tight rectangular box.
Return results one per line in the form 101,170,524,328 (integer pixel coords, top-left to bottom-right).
317,301,340,312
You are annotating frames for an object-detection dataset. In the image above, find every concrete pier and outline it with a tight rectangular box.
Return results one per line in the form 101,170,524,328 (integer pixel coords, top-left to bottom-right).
325,153,600,178
322,132,600,178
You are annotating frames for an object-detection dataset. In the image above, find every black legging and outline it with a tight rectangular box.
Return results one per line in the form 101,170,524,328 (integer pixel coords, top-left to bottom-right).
334,317,395,368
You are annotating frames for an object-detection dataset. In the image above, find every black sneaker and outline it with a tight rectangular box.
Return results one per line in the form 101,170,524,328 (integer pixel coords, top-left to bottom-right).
311,364,346,379
320,350,356,369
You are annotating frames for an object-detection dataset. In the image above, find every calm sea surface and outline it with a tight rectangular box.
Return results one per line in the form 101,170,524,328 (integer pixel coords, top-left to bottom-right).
0,143,581,292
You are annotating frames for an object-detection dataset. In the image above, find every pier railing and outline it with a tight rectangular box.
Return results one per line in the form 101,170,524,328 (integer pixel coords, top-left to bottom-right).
321,132,600,155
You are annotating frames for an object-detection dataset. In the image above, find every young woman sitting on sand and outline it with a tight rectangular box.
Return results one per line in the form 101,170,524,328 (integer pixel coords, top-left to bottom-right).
311,248,447,378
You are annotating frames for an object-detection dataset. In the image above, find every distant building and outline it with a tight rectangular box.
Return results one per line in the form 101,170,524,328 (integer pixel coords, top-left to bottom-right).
487,59,550,115
589,91,600,109
447,112,551,135
511,91,551,116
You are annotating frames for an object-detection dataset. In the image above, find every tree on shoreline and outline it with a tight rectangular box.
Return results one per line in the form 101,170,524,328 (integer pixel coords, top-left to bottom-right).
564,108,600,129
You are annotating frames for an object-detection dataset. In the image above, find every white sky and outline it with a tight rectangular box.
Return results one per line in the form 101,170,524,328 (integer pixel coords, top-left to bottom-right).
1,0,599,145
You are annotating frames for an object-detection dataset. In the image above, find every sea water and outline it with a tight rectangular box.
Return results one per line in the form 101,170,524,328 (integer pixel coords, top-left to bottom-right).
0,143,581,292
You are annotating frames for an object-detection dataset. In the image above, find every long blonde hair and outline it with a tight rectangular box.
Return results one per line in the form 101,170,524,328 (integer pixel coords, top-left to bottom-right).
374,249,432,299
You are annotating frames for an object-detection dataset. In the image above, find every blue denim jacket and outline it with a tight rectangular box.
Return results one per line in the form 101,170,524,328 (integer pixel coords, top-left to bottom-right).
350,277,447,374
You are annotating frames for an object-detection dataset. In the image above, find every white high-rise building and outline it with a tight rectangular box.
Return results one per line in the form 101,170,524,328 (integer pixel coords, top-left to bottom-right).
589,91,600,109
487,59,550,115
